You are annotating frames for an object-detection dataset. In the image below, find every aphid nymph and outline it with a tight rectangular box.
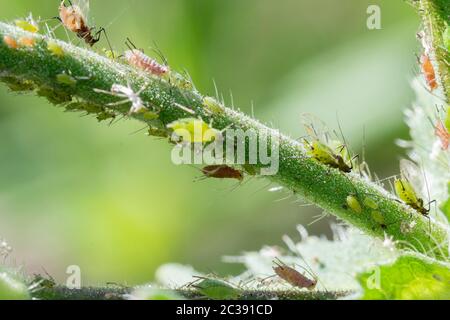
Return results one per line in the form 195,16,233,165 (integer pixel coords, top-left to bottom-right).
124,38,169,76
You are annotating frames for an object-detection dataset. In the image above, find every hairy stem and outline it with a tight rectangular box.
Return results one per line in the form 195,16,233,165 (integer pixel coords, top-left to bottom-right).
0,22,448,260
30,286,347,301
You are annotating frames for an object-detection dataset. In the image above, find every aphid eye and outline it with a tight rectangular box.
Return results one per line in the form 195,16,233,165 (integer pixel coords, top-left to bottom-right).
47,40,64,57
15,19,39,33
3,35,18,49
346,195,362,213
56,73,77,87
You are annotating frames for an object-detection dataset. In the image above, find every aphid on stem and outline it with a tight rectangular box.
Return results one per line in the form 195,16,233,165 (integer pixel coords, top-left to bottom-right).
124,38,169,76
394,160,435,233
201,165,244,182
301,114,359,174
272,258,317,290
419,54,438,92
15,14,39,33
57,0,113,53
3,35,18,49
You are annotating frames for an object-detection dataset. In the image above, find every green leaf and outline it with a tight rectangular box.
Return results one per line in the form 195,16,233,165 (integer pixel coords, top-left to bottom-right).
0,270,30,300
357,255,450,300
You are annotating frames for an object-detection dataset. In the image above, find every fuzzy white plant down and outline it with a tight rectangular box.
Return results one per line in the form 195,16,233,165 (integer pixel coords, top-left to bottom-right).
155,225,398,293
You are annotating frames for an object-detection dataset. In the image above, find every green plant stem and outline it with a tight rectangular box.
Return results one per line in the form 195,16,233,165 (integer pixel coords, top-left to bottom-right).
0,22,448,260
416,0,450,102
30,286,347,300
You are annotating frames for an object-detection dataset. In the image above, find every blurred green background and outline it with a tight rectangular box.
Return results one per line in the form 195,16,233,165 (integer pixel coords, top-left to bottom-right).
0,0,419,285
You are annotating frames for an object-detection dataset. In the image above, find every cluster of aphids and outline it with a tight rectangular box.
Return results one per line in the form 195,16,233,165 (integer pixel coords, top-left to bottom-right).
2,1,243,182
301,115,435,233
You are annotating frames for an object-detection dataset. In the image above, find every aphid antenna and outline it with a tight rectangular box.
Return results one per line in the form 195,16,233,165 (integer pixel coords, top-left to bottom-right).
129,126,149,136
307,212,329,226
150,40,169,65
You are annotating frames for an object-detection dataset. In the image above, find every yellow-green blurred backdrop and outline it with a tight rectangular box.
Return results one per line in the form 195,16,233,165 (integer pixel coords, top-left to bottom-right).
0,0,418,285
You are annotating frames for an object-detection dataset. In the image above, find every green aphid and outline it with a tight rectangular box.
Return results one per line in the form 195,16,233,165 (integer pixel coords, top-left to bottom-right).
363,197,378,210
169,71,193,90
37,86,72,105
56,73,77,87
14,19,39,33
32,273,56,290
371,211,386,228
97,111,116,122
202,96,224,115
102,48,117,60
143,111,159,120
147,127,168,138
193,278,240,300
167,118,219,143
304,140,352,173
0,76,35,92
346,195,362,213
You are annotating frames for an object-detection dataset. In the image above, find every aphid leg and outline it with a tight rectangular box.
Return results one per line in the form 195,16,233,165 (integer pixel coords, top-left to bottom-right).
93,27,114,58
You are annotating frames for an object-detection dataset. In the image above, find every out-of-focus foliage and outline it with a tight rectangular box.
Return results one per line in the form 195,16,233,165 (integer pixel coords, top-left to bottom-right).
358,255,450,300
0,0,419,285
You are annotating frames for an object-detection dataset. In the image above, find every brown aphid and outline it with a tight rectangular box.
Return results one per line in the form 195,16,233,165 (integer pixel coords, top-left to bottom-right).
201,165,244,182
273,259,317,290
18,37,36,48
3,35,18,49
420,54,438,91
58,0,106,47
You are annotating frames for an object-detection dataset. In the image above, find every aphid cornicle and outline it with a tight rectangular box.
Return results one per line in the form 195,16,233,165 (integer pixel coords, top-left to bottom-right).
272,259,317,290
124,38,169,76
394,160,434,217
58,0,109,48
201,165,244,182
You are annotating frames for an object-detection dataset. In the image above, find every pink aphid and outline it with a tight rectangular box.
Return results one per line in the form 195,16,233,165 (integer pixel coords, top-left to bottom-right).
124,49,168,76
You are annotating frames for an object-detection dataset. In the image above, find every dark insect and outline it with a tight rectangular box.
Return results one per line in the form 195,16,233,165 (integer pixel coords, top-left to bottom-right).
273,259,317,290
201,165,244,182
